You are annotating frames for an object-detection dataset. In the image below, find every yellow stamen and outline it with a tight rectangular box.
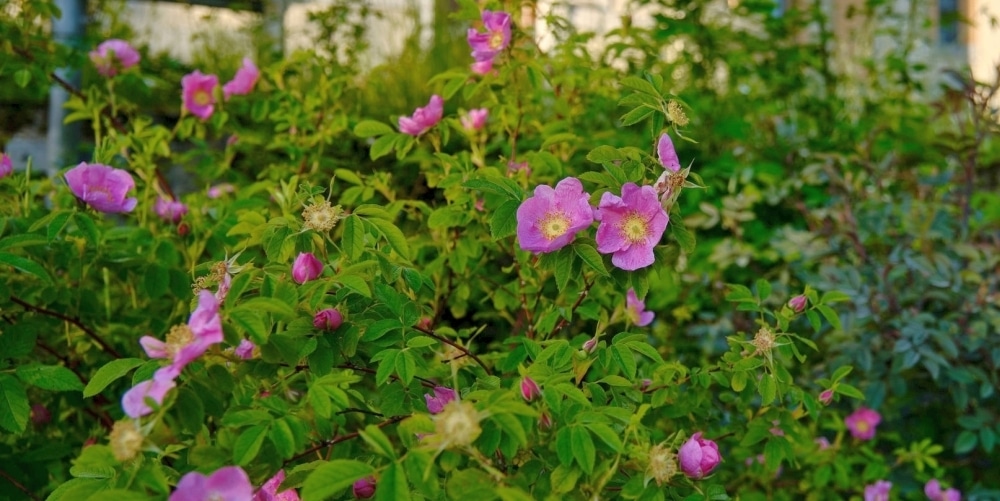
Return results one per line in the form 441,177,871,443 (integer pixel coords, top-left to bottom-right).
165,324,194,359
539,211,570,241
489,31,505,50
194,90,211,106
618,212,649,243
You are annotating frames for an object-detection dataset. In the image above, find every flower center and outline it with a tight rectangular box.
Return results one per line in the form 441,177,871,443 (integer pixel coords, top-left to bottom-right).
539,211,570,241
165,324,194,358
194,90,211,106
489,31,505,50
618,212,648,244
855,421,869,433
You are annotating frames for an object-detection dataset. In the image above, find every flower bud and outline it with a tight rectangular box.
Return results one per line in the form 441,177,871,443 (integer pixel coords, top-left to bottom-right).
353,476,376,499
582,337,598,353
819,389,834,405
678,432,720,479
424,386,456,414
30,404,51,425
313,308,343,331
538,412,553,430
292,252,323,284
520,376,541,402
788,294,807,313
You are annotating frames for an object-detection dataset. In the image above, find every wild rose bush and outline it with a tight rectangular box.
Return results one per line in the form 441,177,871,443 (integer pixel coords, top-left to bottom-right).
2,0,997,499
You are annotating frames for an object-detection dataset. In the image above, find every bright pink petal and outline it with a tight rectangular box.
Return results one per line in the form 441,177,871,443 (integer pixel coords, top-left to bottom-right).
657,133,680,172
139,336,169,359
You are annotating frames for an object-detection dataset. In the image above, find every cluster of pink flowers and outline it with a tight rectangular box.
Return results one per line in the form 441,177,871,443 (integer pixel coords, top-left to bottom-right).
398,95,444,137
64,162,138,214
925,479,961,501
182,58,259,121
90,39,140,77
467,10,512,75
123,290,222,418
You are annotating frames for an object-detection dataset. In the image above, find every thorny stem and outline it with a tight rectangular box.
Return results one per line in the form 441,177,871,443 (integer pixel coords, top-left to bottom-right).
10,295,122,358
549,276,595,338
12,46,177,201
414,326,492,375
284,415,407,465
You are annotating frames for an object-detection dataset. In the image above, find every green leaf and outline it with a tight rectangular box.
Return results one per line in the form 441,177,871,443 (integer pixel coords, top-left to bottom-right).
831,365,853,383
376,462,410,501
585,422,623,452
0,374,30,433
359,424,397,459
229,308,269,344
0,252,52,283
731,371,748,392
670,220,696,254
610,344,636,379
834,383,864,400
490,199,520,240
16,363,84,391
270,418,297,459
758,373,776,405
732,357,764,372
541,132,578,149
815,304,842,331
370,134,397,160
586,145,624,164
570,425,596,475
14,69,31,87
955,430,977,454
233,424,269,466
236,297,296,320
394,350,416,385
342,215,366,260
573,243,609,277
552,247,573,293
621,76,660,96
302,460,375,501
366,217,411,259
820,291,852,303
354,119,394,138
555,426,574,466
755,279,771,302
463,175,524,201
619,106,655,127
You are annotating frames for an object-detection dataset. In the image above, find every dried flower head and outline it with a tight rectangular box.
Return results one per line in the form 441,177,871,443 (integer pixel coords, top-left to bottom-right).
302,199,345,233
752,326,776,357
647,442,678,486
432,401,482,449
109,420,144,461
666,100,689,126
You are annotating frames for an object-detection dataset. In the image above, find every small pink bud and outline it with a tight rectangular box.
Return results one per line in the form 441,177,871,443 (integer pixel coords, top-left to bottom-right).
819,389,834,405
678,432,721,479
292,252,323,284
582,337,598,353
30,404,51,425
313,308,343,331
417,316,433,330
788,294,807,313
353,476,376,499
538,412,553,430
520,376,541,402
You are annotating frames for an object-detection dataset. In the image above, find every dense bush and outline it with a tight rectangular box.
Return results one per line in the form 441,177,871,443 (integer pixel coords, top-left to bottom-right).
1,0,998,499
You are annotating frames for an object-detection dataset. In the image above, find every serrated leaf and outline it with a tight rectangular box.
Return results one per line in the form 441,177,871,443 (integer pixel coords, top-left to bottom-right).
490,199,520,240
16,363,83,391
570,425,596,474
270,418,296,459
620,106,655,126
463,175,523,201
366,217,411,259
0,252,52,283
815,304,842,331
233,424,269,466
394,350,416,385
573,243,609,277
0,374,30,433
541,133,578,149
732,357,764,372
585,422,623,452
670,220,695,254
354,119,394,138
820,290,852,303
586,145,624,164
342,215,366,260
370,134,397,160
302,460,375,501
552,248,573,293
376,462,410,501
758,373,776,405
621,76,660,96
359,424,397,459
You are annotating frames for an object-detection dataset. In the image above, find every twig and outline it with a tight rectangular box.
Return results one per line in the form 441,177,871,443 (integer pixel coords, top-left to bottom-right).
0,469,41,501
549,276,594,337
12,46,177,200
284,415,407,465
413,326,491,375
10,295,122,358
335,363,438,388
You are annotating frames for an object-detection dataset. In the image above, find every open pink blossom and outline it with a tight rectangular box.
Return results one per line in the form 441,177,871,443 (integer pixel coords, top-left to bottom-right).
90,39,140,77
461,108,488,131
253,469,300,501
626,288,654,326
424,386,456,414
678,432,721,479
182,70,219,120
516,177,594,253
208,183,236,199
64,162,138,213
154,196,188,223
0,153,12,179
398,95,443,136
139,290,223,376
292,252,323,284
234,339,255,360
223,58,260,100
925,479,961,501
845,407,881,441
864,480,892,501
467,10,512,63
172,466,253,501
595,183,669,270
657,132,681,172
122,367,177,418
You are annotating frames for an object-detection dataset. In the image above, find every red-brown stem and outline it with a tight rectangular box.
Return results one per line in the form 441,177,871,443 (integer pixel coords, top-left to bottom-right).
284,415,407,465
413,325,491,375
10,295,122,358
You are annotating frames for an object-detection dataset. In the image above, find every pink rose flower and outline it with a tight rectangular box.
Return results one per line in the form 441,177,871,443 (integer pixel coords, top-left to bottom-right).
925,479,961,501
138,290,224,377
470,58,494,75
292,252,323,284
154,196,188,223
626,288,654,326
461,108,489,131
171,466,253,501
678,432,721,479
788,294,807,313
64,162,138,213
657,132,681,172
819,389,834,405
234,339,255,360
313,308,343,331
182,70,219,120
352,477,376,499
0,153,12,179
121,367,177,418
424,386,456,414
223,58,260,100
90,39,140,77
845,407,881,441
467,10,512,63
253,469,300,501
515,177,594,253
595,182,669,270
864,480,892,501
398,95,444,136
